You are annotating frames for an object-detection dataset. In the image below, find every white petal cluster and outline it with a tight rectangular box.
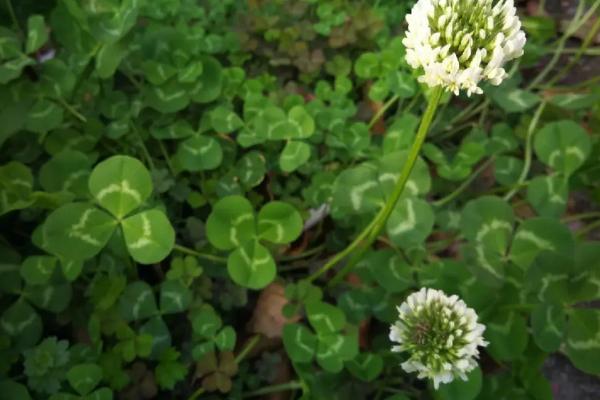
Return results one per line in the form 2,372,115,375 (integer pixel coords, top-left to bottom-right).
403,0,526,96
389,288,487,389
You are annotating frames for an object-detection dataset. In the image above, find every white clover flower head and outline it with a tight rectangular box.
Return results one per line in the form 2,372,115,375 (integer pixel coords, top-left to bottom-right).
403,0,526,96
389,288,488,389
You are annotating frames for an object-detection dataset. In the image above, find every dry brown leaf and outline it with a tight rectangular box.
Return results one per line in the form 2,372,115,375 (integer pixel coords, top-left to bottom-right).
249,282,299,339
120,362,158,400
513,199,536,220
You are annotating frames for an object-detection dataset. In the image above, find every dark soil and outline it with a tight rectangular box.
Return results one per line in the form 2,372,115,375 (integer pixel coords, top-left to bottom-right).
537,0,600,85
531,1,600,398
543,354,600,400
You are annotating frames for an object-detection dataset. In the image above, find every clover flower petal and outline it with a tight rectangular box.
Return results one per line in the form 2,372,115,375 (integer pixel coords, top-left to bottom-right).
403,0,526,96
389,288,488,389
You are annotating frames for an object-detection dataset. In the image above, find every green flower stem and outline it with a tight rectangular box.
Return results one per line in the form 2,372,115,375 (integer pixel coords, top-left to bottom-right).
426,234,461,254
503,101,546,201
54,97,87,123
433,157,495,207
235,334,261,364
4,0,22,35
539,0,547,12
444,99,481,129
368,95,400,130
576,219,600,238
562,211,600,223
242,380,303,398
433,121,476,142
157,139,176,176
404,93,421,114
305,217,380,283
305,90,441,284
172,244,228,264
478,101,489,125
188,388,204,400
123,70,143,90
528,0,599,89
70,44,101,99
553,74,600,90
560,47,600,56
547,15,600,87
483,179,530,196
461,100,489,123
326,86,444,288
278,244,325,262
131,124,155,171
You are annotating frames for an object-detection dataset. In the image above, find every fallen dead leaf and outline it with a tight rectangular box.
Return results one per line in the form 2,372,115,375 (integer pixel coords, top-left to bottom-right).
249,282,300,339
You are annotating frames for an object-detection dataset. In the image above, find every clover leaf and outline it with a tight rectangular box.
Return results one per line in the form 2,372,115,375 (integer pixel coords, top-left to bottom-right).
43,203,118,261
362,250,413,294
121,209,175,264
566,309,600,374
227,239,276,290
118,281,158,321
485,311,528,361
1,299,42,349
155,348,187,390
205,196,256,250
191,308,237,360
280,140,311,172
386,197,434,249
331,151,431,222
206,196,303,289
531,303,565,352
346,352,384,382
159,280,192,314
283,301,358,372
282,324,317,363
21,256,58,286
66,363,104,396
509,217,574,270
42,155,175,265
88,155,152,219
460,196,514,285
0,161,35,215
257,201,303,244
526,175,568,217
175,135,223,172
534,120,590,176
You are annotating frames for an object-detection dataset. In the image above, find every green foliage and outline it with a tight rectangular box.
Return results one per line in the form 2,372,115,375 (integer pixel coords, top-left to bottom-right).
206,195,302,289
23,337,70,394
155,348,187,390
0,0,599,399
41,155,175,264
191,307,237,360
283,300,358,372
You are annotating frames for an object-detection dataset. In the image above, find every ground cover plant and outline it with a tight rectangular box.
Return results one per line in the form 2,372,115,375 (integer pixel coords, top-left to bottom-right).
0,0,599,399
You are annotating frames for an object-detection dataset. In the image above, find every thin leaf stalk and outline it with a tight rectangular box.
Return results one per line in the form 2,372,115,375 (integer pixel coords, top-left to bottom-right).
326,86,444,287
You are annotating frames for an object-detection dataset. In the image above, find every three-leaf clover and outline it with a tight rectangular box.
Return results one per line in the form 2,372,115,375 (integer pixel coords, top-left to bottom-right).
49,363,113,400
331,151,432,249
155,348,187,390
283,300,358,373
42,155,175,264
206,196,303,289
191,307,236,360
